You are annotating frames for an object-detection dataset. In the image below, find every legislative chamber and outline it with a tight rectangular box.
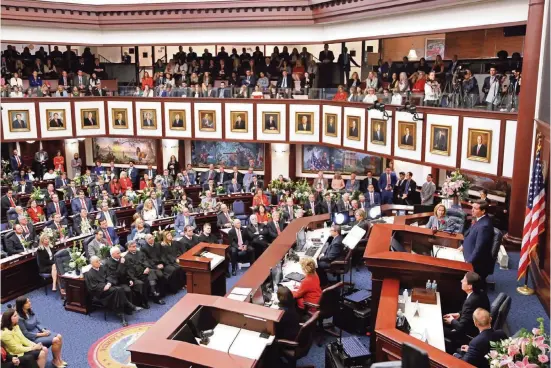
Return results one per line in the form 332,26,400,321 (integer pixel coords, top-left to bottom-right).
0,0,549,367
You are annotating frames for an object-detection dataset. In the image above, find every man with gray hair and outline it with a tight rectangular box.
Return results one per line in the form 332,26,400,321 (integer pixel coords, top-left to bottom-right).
87,230,106,259
245,214,269,259
317,224,344,286
124,240,165,305
228,219,255,276
104,246,147,310
18,215,36,246
140,233,182,293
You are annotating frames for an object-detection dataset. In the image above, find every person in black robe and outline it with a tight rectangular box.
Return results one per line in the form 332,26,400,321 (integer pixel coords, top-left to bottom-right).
105,247,148,309
197,223,218,244
124,240,166,305
159,231,186,290
141,233,182,294
84,256,139,326
176,225,200,253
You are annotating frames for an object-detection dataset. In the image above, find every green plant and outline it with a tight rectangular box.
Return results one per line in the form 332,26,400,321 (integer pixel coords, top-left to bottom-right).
98,245,111,259
68,242,88,270
30,187,44,202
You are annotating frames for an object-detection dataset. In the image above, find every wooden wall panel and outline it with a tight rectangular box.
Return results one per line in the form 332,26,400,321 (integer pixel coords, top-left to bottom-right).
382,33,446,61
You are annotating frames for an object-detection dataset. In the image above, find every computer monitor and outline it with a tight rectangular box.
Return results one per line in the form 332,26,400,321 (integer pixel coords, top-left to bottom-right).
296,226,307,251
390,231,407,252
331,211,351,226
368,205,382,220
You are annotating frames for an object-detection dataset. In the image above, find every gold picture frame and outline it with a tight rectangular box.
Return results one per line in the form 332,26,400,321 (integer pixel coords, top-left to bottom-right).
295,112,314,134
430,125,451,156
230,111,248,133
8,110,31,132
46,109,66,131
370,118,386,146
169,110,186,131
346,116,361,141
263,112,281,134
324,113,338,137
199,110,216,132
140,109,157,130
81,108,100,129
112,109,128,129
397,121,416,150
467,128,492,163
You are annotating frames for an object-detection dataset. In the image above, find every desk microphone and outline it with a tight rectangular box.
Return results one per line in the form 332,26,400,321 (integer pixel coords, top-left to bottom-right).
199,329,214,345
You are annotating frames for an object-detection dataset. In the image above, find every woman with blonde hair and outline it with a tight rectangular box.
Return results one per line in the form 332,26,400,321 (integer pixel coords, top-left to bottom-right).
365,71,379,90
36,233,58,292
292,257,322,312
141,199,157,221
398,72,410,92
331,172,346,191
426,204,449,230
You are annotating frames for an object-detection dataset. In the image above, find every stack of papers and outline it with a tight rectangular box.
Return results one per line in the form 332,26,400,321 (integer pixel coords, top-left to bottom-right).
227,287,252,302
201,251,225,269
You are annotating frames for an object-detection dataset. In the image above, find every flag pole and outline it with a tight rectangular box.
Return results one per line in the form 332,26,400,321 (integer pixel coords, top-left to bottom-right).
517,264,535,295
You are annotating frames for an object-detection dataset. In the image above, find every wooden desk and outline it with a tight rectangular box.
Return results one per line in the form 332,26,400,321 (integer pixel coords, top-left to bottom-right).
129,294,283,368
375,279,473,368
178,242,229,296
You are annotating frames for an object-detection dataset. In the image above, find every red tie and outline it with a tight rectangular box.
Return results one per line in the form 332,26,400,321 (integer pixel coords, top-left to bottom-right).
55,203,60,215
477,146,480,155
8,197,15,207
16,156,20,166
81,199,86,209
237,230,243,246
104,230,113,245
275,222,281,235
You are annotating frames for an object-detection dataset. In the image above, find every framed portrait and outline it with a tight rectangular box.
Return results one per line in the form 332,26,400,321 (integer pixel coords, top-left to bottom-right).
112,109,128,129
45,109,66,131
8,110,31,132
425,38,445,60
140,109,157,130
169,110,186,130
199,110,216,132
295,112,314,135
263,112,280,134
324,113,338,137
467,128,492,163
81,108,100,129
371,118,387,145
398,121,416,150
230,111,248,133
430,125,451,156
346,116,361,141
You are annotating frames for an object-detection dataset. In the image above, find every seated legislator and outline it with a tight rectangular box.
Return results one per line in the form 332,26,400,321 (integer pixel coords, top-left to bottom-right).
27,200,45,224
98,218,120,249
46,195,68,219
74,208,94,236
228,178,242,193
87,230,107,259
198,223,219,244
18,217,37,247
365,184,381,207
124,240,165,305
200,191,217,210
98,202,118,228
320,192,337,215
35,234,59,292
119,171,133,191
1,308,48,368
443,271,491,353
256,204,270,225
248,175,263,193
282,198,296,222
105,247,148,309
426,204,449,230
292,257,322,312
217,204,233,229
252,188,269,207
141,234,181,294
141,199,158,222
267,212,286,241
454,308,507,367
70,190,93,214
175,207,196,236
317,225,344,286
6,225,28,255
353,209,371,231
245,214,270,258
203,179,217,193
303,193,320,216
15,296,66,367
228,219,255,276
459,200,494,282
275,286,300,341
85,256,140,327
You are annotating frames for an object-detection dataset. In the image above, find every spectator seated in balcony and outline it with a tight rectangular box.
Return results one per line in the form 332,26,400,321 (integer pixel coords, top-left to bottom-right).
43,59,57,79
10,86,23,98
142,85,154,97
347,71,361,89
389,72,398,91
141,71,154,90
398,72,410,92
9,72,23,88
28,71,43,88
89,72,100,88
54,85,68,97
391,89,403,105
235,85,249,99
257,72,269,90
348,87,362,102
292,60,305,81
363,87,378,104
38,84,50,98
424,71,441,107
332,85,348,101
251,86,264,99
71,86,81,97
365,71,379,91
411,71,426,92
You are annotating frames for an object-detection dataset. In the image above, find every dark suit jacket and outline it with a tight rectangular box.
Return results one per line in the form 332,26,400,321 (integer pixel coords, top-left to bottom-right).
320,200,337,214
46,201,68,218
336,200,352,212
83,118,96,126
12,120,27,129
233,120,246,130
297,122,311,131
348,127,359,137
320,235,343,262
10,156,23,171
242,75,256,87
471,144,488,158
55,177,69,189
379,172,397,192
434,134,448,151
267,220,287,240
365,191,381,207
318,50,335,62
217,212,233,229
71,197,93,213
49,119,63,128
303,201,320,215
265,120,278,131
245,223,268,241
461,329,507,368
276,75,293,89
73,215,93,235
462,215,494,278
58,76,72,88
401,134,414,146
373,129,385,142
172,119,184,128
450,291,491,338
6,233,25,255
16,183,33,194
361,177,380,192
228,227,249,249
400,179,417,203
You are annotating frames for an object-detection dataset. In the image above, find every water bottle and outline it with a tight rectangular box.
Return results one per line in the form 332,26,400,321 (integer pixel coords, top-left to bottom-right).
431,280,437,291
426,280,431,290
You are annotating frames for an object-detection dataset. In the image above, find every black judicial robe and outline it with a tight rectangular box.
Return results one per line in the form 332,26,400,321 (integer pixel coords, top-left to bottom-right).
141,242,181,293
84,266,129,313
125,250,158,285
105,257,146,304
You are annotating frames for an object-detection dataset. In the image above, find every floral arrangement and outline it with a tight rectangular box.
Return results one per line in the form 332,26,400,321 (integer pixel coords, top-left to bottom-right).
487,318,550,367
171,187,185,200
441,169,471,199
292,179,313,204
68,242,87,271
41,227,57,243
98,245,111,259
73,175,82,186
323,189,341,201
216,185,226,195
268,179,295,194
30,187,45,202
350,190,362,201
54,169,62,177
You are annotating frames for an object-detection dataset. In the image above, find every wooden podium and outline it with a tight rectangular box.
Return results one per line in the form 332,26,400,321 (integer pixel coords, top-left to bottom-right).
178,242,229,296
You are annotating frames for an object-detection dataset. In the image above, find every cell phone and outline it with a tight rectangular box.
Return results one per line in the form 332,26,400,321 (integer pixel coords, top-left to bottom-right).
259,332,270,339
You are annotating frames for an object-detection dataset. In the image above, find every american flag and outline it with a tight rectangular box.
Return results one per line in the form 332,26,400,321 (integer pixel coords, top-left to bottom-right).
518,147,546,280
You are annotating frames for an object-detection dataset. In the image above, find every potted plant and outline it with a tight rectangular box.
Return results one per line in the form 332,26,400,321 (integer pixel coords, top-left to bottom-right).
441,169,471,207
68,242,88,276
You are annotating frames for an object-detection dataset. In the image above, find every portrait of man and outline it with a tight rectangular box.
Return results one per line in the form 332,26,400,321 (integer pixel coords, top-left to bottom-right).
371,119,386,145
263,112,280,133
230,111,247,132
141,109,157,129
9,111,30,132
47,110,64,130
296,113,314,134
468,129,492,163
431,125,451,155
199,111,216,131
169,110,185,130
325,113,337,137
82,109,99,129
398,121,416,150
112,109,127,129
347,116,360,140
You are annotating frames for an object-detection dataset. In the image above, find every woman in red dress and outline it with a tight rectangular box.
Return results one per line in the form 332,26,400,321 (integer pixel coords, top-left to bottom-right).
27,200,45,223
292,257,322,312
110,178,122,196
332,85,348,101
119,172,133,191
53,150,65,173
252,188,269,207
139,174,154,190
256,204,270,224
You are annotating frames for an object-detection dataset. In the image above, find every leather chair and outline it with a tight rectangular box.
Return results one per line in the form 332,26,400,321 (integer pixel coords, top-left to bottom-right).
329,248,354,286
82,235,95,259
232,200,248,225
304,281,343,346
447,208,466,233
36,254,53,295
486,227,503,290
276,311,319,368
53,248,71,296
490,292,511,331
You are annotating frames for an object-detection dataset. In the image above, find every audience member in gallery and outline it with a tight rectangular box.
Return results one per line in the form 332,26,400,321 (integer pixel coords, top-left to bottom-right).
332,85,348,101
330,172,346,192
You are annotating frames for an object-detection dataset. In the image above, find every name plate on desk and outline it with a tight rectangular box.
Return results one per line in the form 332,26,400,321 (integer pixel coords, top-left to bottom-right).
411,288,437,305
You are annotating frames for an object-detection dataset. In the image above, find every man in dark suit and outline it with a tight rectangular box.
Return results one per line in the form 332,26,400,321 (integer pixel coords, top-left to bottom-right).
326,116,337,135
317,225,344,286
16,179,33,194
217,204,233,229
361,170,380,192
142,112,154,127
471,135,488,158
460,201,495,281
277,70,293,89
365,184,381,207
297,115,311,132
281,198,296,222
230,166,243,185
242,70,256,88
303,194,320,216
177,225,200,255
5,225,27,255
83,111,96,127
318,44,335,64
12,113,26,130
216,81,231,98
320,192,337,215
203,164,218,184
73,70,88,90
127,162,139,188
337,47,360,85
337,193,352,212
318,44,335,88
203,179,217,193
73,208,93,236
217,166,231,187
454,308,507,367
443,271,491,354
433,128,448,151
260,57,275,78
19,216,37,246
264,116,278,131
401,127,414,146
228,178,242,193
245,214,270,259
228,219,255,275
233,114,246,130
58,70,72,90
49,112,63,128
10,149,23,172
71,190,93,214
266,212,287,241
114,112,126,127
378,167,397,204
46,194,68,218
373,122,385,143
399,172,417,205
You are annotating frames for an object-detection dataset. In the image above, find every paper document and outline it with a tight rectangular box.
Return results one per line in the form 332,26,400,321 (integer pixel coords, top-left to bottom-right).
231,287,252,296
227,293,249,302
432,245,465,262
201,251,225,269
343,225,366,249
229,329,275,360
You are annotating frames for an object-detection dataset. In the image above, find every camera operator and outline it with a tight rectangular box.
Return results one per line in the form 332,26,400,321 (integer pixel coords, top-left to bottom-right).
482,66,501,111
509,68,521,111
424,71,441,107
461,69,479,109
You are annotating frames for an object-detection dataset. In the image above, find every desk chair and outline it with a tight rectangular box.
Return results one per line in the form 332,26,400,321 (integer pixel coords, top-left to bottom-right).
36,254,53,295
82,235,95,259
84,271,109,322
486,228,503,290
276,311,319,368
329,248,354,287
232,200,248,225
53,248,71,299
490,292,511,331
304,281,344,346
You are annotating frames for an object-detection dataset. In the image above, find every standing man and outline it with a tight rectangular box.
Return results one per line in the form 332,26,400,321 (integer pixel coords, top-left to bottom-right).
318,44,335,88
378,167,397,204
337,47,360,86
482,66,501,111
420,174,436,206
10,149,23,172
34,148,49,180
400,172,417,205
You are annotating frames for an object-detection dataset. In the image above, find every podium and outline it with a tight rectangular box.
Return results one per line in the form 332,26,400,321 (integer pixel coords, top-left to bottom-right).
178,242,229,296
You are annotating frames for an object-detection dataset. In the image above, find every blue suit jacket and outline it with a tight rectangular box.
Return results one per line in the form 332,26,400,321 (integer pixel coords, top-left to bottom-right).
365,191,381,206
127,167,139,182
462,329,507,368
46,201,68,218
71,197,93,214
175,214,197,235
228,183,242,193
10,156,22,171
92,167,104,176
462,215,494,278
379,172,397,192
55,177,69,189
102,227,120,246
